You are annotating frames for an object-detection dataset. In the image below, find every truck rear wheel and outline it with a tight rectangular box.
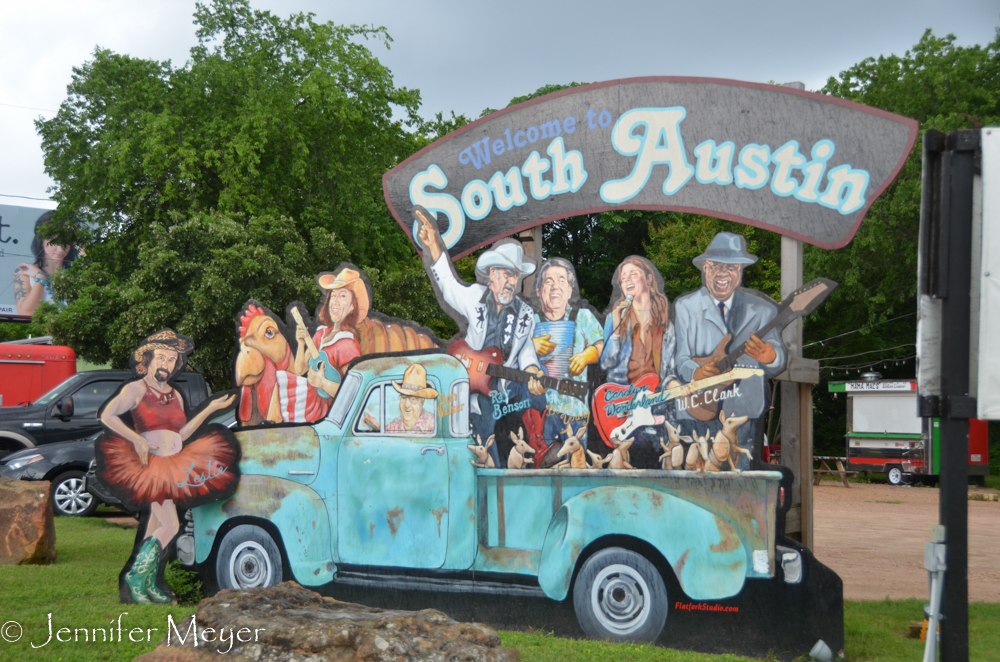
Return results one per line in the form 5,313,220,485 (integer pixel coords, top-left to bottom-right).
572,547,667,643
216,524,283,590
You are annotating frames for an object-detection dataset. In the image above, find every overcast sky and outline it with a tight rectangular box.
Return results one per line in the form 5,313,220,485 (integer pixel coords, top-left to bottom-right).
1,0,997,208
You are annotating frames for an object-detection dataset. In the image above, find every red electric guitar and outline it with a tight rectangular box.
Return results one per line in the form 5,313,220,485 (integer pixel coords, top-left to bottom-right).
448,338,589,401
592,367,764,443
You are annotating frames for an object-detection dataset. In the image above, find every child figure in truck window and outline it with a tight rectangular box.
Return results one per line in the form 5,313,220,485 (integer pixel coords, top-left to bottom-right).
96,330,239,604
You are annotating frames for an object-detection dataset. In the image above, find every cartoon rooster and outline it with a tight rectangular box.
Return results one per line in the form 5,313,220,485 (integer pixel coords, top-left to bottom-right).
235,304,329,425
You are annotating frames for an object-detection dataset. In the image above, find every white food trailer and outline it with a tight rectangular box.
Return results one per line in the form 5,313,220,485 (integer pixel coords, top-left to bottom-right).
828,379,988,485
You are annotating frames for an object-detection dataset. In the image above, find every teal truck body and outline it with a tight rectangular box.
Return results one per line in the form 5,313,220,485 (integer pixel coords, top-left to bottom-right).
183,352,802,643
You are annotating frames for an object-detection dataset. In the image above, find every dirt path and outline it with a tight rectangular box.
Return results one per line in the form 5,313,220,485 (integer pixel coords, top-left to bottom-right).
812,481,1000,601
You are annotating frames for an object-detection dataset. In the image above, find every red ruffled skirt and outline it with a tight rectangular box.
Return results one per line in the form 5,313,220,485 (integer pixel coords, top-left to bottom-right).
96,429,239,509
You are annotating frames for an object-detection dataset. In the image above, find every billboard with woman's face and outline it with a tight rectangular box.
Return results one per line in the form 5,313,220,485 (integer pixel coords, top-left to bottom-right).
0,204,79,320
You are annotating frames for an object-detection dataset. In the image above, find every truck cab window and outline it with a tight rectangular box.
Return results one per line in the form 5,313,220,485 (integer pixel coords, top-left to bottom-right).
329,371,361,427
33,372,88,407
448,380,470,438
70,381,120,418
384,386,436,436
355,385,382,433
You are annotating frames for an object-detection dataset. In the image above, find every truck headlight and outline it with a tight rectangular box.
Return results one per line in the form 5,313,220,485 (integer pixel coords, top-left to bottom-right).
176,534,195,566
777,545,803,584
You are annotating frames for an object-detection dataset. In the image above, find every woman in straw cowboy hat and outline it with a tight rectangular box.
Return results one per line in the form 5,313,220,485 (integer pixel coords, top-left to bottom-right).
292,267,371,398
97,330,238,604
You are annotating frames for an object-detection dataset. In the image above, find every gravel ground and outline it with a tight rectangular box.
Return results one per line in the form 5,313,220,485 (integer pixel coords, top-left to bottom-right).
812,480,1000,601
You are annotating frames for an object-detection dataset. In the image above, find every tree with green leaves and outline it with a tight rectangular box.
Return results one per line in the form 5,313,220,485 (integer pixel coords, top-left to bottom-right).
38,0,423,264
807,28,1000,452
26,0,458,382
36,212,349,387
808,27,1000,364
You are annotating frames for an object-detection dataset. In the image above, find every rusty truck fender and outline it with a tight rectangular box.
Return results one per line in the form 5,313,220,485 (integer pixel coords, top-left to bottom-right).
536,485,760,602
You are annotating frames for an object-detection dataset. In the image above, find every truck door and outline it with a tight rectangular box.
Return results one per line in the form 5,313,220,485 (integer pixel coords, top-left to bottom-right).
42,379,121,444
337,378,450,568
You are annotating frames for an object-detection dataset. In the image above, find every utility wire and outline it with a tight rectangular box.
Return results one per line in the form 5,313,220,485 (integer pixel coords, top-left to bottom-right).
0,101,58,113
803,311,916,348
0,193,54,201
817,343,916,363
824,354,916,372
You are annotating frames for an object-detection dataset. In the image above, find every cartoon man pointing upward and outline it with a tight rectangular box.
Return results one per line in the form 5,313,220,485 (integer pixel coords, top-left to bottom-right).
415,206,546,466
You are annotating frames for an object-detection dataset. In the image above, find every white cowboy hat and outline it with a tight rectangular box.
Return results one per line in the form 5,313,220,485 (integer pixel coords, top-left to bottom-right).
475,241,536,278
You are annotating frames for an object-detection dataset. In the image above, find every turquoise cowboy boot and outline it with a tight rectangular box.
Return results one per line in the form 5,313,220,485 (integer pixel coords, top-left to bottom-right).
143,540,174,604
123,538,157,604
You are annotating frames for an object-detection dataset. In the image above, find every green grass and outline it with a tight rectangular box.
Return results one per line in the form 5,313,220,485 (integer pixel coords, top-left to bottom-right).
985,474,1000,490
500,631,758,661
0,517,195,662
843,599,1000,662
1,515,998,661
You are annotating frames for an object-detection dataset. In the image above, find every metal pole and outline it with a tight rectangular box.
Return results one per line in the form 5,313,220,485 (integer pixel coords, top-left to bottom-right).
936,130,978,662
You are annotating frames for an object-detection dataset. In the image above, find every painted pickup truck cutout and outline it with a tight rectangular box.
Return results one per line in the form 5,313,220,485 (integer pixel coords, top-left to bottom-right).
191,353,781,605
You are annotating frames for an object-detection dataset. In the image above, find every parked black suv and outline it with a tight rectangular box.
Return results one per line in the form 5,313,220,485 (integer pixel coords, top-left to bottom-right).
0,370,210,516
0,370,209,458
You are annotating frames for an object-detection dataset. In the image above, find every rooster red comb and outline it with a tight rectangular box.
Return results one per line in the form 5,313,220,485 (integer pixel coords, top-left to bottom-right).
239,304,268,339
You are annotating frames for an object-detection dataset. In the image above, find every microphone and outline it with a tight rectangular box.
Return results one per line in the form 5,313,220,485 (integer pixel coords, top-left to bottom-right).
622,294,634,317
617,294,634,336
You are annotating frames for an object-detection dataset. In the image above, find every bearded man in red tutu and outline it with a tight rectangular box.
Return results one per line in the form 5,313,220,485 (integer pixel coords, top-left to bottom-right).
97,330,239,604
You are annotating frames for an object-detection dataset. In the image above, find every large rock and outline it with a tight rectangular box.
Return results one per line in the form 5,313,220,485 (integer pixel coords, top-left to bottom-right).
135,581,519,662
0,476,56,565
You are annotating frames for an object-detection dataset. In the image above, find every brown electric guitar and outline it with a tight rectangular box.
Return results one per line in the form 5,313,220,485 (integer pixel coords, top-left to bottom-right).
687,278,837,421
448,338,590,401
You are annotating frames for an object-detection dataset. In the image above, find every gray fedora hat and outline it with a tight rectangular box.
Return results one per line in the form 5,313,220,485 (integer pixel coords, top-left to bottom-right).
693,232,758,268
476,241,536,277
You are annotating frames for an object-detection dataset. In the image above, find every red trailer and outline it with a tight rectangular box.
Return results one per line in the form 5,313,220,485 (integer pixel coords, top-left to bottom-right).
0,342,76,407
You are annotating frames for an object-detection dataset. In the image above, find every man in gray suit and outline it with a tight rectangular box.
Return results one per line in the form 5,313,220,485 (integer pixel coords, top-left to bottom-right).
673,232,786,470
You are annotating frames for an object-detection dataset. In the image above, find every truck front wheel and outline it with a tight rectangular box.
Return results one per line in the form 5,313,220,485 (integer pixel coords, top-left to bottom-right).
572,547,668,643
216,524,283,590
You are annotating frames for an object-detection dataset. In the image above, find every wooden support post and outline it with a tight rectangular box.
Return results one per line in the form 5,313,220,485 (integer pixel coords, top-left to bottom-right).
799,380,813,548
779,235,813,548
519,225,543,295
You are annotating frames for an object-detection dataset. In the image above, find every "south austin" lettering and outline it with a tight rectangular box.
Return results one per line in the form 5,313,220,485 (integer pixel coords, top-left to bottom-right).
409,107,871,249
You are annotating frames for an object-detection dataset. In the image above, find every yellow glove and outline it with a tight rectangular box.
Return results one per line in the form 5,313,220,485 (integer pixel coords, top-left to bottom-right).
569,345,600,376
533,334,555,356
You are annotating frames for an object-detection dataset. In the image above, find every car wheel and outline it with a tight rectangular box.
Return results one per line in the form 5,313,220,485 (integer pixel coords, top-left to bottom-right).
51,471,98,517
216,524,283,590
887,466,905,486
572,547,668,643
